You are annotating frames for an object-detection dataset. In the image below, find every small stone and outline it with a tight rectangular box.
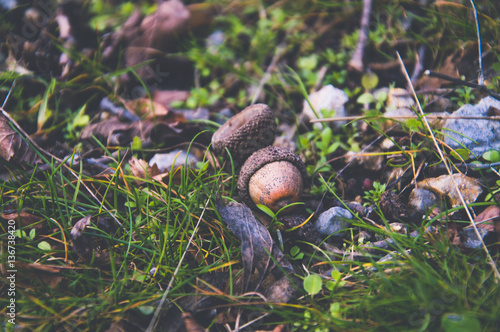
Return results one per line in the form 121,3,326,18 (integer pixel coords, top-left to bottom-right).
408,188,440,214
417,174,482,207
302,84,348,129
460,227,497,249
315,207,353,238
442,96,500,157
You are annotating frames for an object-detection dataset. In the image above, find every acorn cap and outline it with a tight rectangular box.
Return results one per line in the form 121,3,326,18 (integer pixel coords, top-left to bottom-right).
238,145,307,211
212,104,276,164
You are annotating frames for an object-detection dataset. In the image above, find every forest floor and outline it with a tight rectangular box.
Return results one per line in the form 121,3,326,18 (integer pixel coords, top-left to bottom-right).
1,0,500,331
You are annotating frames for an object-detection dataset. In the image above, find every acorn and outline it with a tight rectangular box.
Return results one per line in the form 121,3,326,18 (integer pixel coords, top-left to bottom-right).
238,146,307,213
212,104,276,165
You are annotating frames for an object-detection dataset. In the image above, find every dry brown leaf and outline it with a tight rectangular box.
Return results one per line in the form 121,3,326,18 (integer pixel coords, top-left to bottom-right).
1,211,44,229
0,113,41,164
129,156,161,181
123,98,170,118
474,205,500,232
215,199,294,294
182,312,207,332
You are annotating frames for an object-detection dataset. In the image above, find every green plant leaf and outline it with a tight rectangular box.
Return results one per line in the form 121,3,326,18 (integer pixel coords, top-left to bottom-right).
38,78,56,131
404,118,423,132
38,241,51,251
137,305,155,316
331,268,341,281
256,204,275,218
482,149,500,162
361,72,379,90
321,127,332,145
450,148,470,161
303,274,322,295
357,92,375,104
132,136,142,150
29,228,36,240
298,54,318,71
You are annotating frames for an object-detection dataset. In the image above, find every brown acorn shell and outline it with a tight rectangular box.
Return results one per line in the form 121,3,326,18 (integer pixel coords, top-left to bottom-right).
211,104,276,165
238,146,307,213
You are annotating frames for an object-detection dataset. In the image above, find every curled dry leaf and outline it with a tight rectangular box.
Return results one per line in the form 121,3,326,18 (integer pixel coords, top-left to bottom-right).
1,211,44,229
80,116,188,147
0,113,41,164
215,199,294,293
474,205,500,232
129,156,161,181
70,215,93,258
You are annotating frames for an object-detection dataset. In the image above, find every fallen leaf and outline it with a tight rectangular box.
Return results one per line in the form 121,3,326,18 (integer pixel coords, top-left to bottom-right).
0,113,41,164
1,211,44,229
129,156,161,181
81,116,181,147
182,312,207,332
216,199,294,293
474,205,500,232
70,215,94,259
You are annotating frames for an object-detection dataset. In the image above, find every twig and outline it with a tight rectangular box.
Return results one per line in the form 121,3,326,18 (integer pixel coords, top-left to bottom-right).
410,45,426,84
397,52,500,282
348,0,372,72
425,70,500,99
146,197,211,331
310,114,500,123
1,80,15,108
250,41,287,105
469,0,484,85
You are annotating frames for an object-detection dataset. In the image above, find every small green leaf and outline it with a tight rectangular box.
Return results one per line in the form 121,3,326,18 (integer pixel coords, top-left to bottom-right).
132,136,142,150
71,104,90,128
256,204,275,218
450,148,470,161
38,241,51,251
29,228,36,240
327,141,340,154
330,302,341,318
441,313,481,332
325,280,336,291
404,118,423,132
356,92,375,104
321,127,333,145
137,305,155,316
298,54,318,71
124,201,136,208
482,149,500,162
331,268,342,281
303,274,322,295
38,78,56,131
290,245,304,260
361,72,379,90
290,246,300,257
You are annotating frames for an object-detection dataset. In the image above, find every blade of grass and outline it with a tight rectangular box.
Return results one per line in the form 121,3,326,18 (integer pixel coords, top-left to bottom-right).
146,196,211,331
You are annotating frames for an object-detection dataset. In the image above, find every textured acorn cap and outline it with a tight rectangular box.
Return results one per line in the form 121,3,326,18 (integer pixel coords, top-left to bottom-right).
212,104,276,164
238,145,307,212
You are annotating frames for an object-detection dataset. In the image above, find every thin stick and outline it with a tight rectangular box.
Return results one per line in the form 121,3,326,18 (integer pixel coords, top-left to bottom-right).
146,197,211,331
250,41,287,105
425,71,500,99
2,80,15,108
469,0,484,85
310,114,500,123
348,0,372,72
397,52,500,282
